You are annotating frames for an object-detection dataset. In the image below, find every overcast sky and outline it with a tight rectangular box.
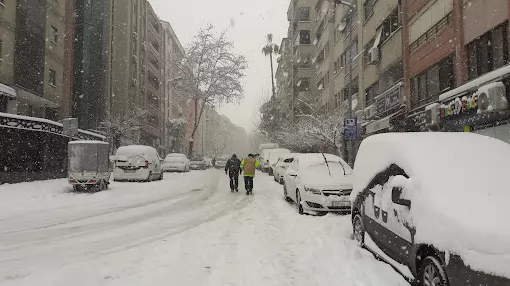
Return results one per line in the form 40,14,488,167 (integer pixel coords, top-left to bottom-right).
148,0,290,133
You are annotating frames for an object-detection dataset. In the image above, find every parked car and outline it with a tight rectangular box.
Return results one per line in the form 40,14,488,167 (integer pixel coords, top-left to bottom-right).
260,148,277,173
190,156,208,170
162,153,190,172
351,133,510,286
283,153,352,215
273,153,298,184
267,148,291,176
113,145,164,182
215,156,228,169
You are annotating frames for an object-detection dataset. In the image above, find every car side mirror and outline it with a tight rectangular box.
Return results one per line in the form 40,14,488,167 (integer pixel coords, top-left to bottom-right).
391,187,411,207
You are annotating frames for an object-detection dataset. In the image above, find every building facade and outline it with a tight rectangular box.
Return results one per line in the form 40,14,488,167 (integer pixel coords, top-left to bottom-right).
0,0,66,120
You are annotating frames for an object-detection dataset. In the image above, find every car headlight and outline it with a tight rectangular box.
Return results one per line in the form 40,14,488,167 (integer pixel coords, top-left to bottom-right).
304,185,322,195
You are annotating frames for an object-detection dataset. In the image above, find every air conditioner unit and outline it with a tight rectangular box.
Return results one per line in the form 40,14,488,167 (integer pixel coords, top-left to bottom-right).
132,32,138,41
368,47,379,65
141,42,146,51
425,103,440,125
132,78,138,86
477,82,507,113
365,105,377,119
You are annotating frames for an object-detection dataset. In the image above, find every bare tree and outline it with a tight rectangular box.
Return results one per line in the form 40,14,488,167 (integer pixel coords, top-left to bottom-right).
99,100,148,152
172,25,248,157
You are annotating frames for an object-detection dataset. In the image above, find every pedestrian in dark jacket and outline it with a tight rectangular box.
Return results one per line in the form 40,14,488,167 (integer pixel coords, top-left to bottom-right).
225,154,241,192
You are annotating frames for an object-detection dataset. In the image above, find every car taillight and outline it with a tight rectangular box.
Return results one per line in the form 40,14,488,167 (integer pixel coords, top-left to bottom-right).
144,160,149,169
89,180,96,183
69,179,78,184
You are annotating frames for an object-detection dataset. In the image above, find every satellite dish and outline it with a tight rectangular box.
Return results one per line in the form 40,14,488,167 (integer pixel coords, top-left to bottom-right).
337,22,346,32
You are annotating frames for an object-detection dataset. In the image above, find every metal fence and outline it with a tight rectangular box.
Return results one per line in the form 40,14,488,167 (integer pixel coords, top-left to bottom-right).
0,113,105,184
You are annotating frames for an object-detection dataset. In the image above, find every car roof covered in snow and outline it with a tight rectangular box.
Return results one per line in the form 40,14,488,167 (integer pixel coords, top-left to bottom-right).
68,140,108,145
166,153,186,158
352,132,510,277
116,145,156,154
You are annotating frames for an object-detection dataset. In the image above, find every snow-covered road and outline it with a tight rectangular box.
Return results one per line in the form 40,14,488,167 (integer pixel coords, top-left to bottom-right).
0,170,409,285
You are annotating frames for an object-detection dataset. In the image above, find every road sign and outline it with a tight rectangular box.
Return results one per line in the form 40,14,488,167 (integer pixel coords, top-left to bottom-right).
344,118,357,141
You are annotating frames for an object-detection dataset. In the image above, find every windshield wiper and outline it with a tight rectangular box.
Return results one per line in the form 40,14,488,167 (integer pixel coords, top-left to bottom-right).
321,153,333,176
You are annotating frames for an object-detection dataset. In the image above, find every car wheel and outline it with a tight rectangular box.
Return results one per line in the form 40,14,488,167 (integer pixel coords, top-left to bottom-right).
283,183,292,202
159,172,164,180
99,180,107,191
352,214,365,247
419,256,449,286
296,189,304,215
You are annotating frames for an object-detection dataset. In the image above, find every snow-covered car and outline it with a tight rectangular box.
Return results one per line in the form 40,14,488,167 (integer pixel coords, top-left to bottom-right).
214,157,228,169
190,157,208,170
162,153,190,172
283,153,352,215
267,148,291,176
273,153,298,184
113,145,164,182
351,133,510,286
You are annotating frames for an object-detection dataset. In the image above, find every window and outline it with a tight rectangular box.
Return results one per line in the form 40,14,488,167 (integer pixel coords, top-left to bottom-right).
298,7,310,21
147,114,159,128
51,26,58,43
0,96,6,112
325,41,330,56
324,71,330,86
299,30,311,44
147,90,159,107
147,71,160,90
364,39,374,66
468,23,508,80
380,8,400,44
409,13,452,51
297,77,310,91
49,69,56,86
364,0,376,20
410,56,453,108
365,82,379,106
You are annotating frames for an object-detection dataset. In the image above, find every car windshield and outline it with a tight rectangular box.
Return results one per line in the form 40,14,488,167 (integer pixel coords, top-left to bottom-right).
2,0,508,285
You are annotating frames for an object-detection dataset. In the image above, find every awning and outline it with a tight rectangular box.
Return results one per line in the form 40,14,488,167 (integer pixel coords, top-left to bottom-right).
365,111,399,134
371,28,383,51
0,83,16,98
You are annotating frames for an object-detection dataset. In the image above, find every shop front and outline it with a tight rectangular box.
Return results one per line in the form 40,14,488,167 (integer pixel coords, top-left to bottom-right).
363,82,406,137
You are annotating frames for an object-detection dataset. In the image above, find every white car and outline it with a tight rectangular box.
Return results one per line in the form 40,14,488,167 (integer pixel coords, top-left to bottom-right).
162,153,190,172
267,148,291,176
273,153,298,184
283,153,353,215
113,145,164,182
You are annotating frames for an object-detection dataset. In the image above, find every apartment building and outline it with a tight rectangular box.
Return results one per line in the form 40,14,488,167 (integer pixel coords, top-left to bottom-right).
404,0,510,143
0,0,66,120
275,37,292,113
161,20,185,155
286,0,318,116
63,0,112,130
111,0,165,151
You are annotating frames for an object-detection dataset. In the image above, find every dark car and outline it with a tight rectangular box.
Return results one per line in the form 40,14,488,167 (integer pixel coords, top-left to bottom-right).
351,133,510,286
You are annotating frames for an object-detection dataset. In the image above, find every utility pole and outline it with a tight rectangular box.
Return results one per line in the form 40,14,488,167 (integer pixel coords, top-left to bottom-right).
327,0,356,166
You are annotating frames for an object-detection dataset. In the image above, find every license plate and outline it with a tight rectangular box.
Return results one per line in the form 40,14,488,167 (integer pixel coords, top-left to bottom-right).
124,169,136,173
332,201,350,207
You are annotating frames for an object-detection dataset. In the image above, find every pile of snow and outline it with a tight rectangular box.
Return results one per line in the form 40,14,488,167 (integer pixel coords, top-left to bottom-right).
352,132,510,278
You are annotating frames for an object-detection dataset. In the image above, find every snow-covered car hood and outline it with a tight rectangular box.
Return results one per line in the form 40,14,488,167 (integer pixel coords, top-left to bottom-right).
352,133,510,278
300,164,352,189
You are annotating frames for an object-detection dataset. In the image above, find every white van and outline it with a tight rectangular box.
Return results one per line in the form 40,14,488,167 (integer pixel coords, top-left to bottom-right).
113,145,164,182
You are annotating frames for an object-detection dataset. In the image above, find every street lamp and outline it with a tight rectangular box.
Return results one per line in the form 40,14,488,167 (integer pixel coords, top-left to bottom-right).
326,0,356,166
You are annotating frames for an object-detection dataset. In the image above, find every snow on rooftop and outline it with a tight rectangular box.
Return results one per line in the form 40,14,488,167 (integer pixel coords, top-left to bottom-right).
352,132,510,278
68,140,109,145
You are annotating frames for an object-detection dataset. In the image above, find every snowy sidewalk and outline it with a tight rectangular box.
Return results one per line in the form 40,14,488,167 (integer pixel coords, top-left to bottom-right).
0,171,409,286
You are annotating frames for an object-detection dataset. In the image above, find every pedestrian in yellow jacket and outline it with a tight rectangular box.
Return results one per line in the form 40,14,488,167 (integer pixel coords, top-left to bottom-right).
240,154,260,195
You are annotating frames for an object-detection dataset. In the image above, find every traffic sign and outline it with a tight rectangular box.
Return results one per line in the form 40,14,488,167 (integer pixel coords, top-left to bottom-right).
344,118,357,141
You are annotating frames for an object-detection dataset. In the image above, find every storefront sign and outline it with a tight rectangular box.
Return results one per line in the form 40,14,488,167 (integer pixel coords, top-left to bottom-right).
375,83,403,115
440,93,478,119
